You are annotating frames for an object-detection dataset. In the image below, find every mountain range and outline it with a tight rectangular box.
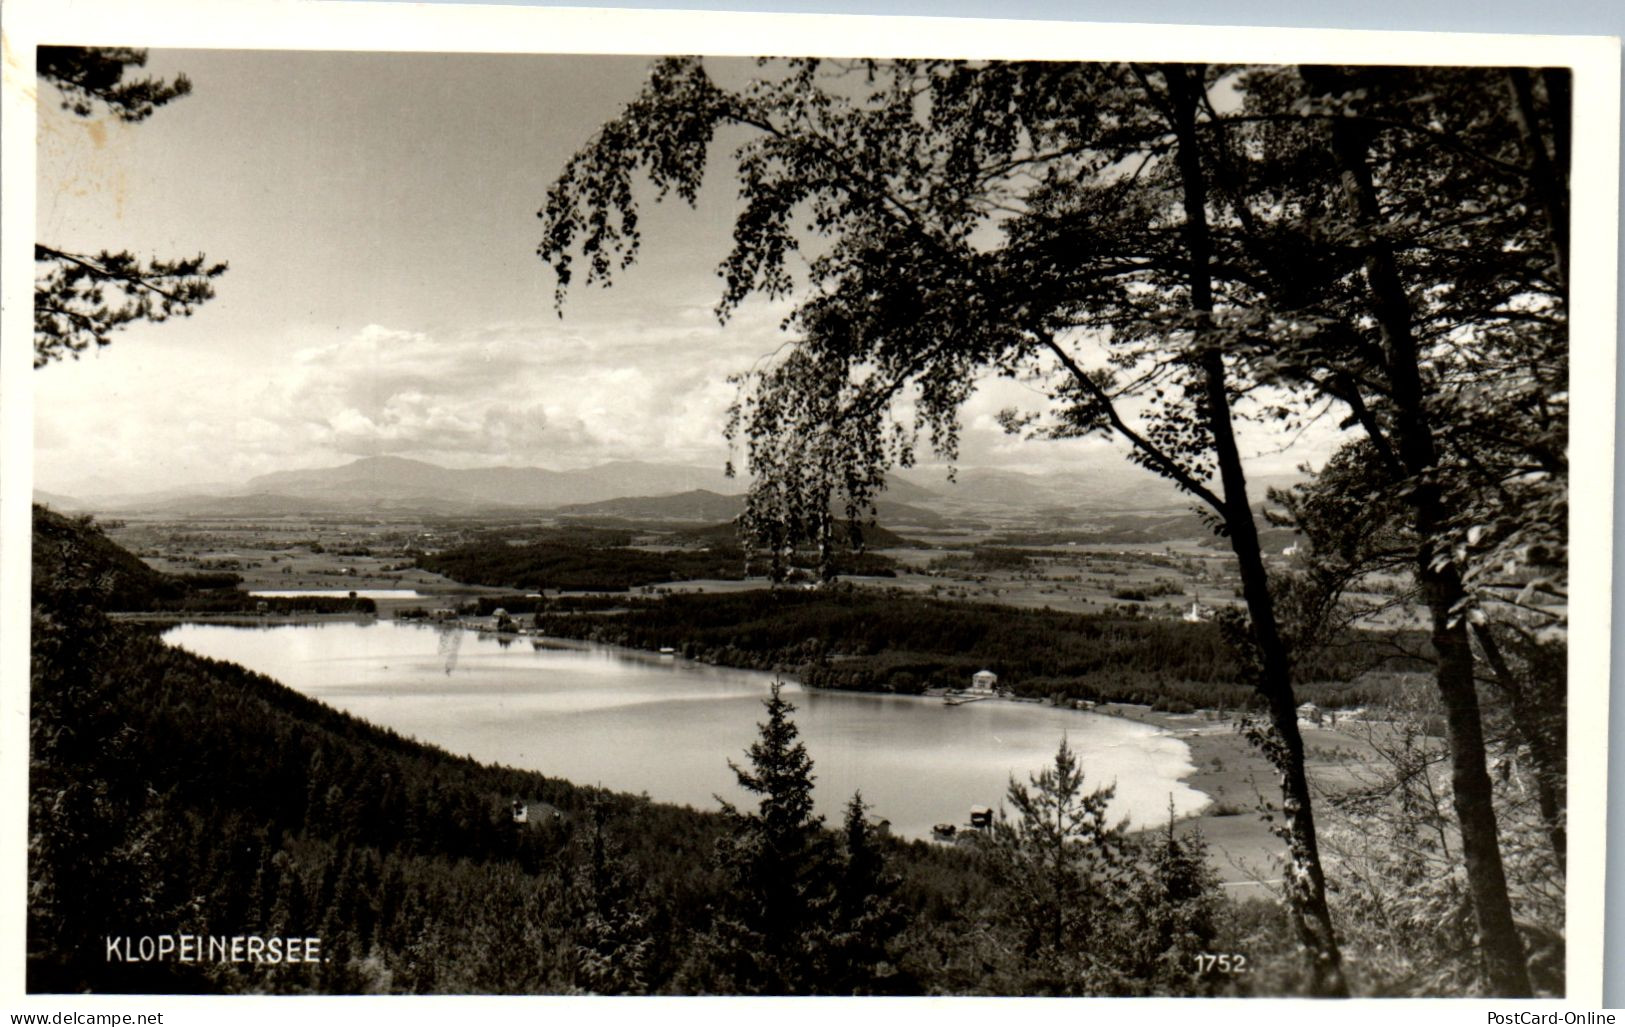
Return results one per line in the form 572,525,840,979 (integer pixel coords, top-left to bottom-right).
35,453,1301,524
552,489,953,529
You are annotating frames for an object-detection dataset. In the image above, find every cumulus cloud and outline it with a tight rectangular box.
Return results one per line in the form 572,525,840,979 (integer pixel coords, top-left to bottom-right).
268,314,778,469
33,294,1342,498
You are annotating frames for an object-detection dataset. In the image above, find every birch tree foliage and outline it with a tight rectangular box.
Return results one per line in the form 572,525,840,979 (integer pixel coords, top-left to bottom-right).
539,59,1285,575
540,59,1357,993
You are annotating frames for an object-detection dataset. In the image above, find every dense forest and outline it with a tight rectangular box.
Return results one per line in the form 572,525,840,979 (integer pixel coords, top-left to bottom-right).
31,510,1310,995
534,588,1430,710
416,527,897,592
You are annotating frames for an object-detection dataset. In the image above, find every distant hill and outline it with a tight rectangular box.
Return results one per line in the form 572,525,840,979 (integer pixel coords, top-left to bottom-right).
555,489,745,522
674,518,918,550
865,474,939,504
241,455,743,509
869,499,950,529
131,490,532,519
32,490,86,512
81,453,1303,530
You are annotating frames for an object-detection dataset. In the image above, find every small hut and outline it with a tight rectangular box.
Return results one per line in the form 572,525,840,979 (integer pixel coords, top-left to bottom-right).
970,669,998,696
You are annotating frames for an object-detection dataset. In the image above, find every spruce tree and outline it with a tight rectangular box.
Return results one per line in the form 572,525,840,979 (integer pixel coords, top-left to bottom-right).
571,793,653,994
1130,806,1225,994
706,682,834,994
823,793,908,994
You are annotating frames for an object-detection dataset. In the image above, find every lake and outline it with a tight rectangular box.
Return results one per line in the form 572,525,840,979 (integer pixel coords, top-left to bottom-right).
248,589,427,600
163,621,1208,839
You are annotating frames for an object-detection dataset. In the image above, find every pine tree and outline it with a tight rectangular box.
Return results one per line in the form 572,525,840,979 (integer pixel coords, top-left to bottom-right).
984,737,1137,995
571,794,653,994
704,682,834,994
1130,805,1225,994
821,793,909,994
34,48,227,367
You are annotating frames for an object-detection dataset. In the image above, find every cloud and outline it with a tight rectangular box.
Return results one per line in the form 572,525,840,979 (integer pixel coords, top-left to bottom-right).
33,293,1345,498
270,314,780,468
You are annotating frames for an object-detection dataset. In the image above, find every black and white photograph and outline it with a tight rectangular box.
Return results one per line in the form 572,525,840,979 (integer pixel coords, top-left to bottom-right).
2,0,1617,1011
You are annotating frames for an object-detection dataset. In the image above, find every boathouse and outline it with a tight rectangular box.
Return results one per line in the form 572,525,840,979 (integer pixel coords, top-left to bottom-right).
970,669,998,695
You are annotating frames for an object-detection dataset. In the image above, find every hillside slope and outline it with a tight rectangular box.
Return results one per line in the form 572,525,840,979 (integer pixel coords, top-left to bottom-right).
26,514,976,994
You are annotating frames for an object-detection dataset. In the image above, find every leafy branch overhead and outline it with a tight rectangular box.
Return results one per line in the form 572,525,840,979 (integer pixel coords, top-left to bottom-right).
541,57,1567,997
33,246,228,368
36,46,193,122
33,47,226,368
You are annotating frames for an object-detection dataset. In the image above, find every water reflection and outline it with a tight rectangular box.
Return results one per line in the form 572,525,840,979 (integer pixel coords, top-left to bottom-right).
162,620,1206,840
436,624,462,675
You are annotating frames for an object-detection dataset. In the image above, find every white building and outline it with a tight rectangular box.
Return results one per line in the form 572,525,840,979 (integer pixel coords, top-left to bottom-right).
970,669,998,695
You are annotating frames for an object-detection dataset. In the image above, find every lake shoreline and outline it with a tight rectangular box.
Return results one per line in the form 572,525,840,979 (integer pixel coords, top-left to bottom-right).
156,615,1293,880
162,619,1211,844
514,626,1295,888
155,614,1293,871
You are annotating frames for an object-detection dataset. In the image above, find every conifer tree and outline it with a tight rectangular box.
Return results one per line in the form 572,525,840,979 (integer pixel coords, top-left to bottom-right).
34,47,227,367
1130,805,1225,994
572,793,653,994
706,682,834,994
822,792,908,994
984,737,1137,994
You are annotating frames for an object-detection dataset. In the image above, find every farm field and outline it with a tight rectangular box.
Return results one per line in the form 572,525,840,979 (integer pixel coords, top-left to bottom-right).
97,511,1425,629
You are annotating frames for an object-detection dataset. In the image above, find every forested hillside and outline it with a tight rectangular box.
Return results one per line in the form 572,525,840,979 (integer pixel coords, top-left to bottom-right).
34,505,375,615
30,511,1294,995
538,589,1430,710
417,528,897,592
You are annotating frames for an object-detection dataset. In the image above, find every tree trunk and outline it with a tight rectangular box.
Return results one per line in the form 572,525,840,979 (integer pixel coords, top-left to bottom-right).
1309,67,1533,996
1506,69,1569,292
1473,622,1567,872
1164,64,1348,997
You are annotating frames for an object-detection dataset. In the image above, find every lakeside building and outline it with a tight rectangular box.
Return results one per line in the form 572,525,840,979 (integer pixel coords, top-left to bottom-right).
970,669,998,695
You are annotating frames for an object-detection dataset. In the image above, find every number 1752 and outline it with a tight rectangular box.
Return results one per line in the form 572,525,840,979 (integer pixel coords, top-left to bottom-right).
1194,953,1248,974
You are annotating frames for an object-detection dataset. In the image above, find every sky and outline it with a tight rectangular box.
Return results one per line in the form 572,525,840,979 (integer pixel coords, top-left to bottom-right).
33,47,1340,497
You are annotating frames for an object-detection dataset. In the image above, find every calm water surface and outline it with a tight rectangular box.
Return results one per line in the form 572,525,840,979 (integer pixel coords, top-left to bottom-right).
164,621,1206,839
248,589,426,599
